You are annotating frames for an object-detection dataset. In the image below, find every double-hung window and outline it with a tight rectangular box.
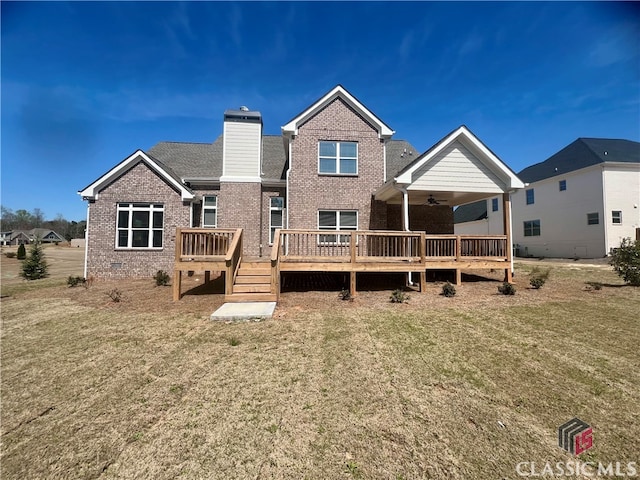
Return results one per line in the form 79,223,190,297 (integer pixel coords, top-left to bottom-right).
612,211,622,224
270,197,284,244
202,196,218,227
526,189,535,205
117,203,164,249
319,141,358,175
587,212,599,225
318,210,357,244
523,219,540,237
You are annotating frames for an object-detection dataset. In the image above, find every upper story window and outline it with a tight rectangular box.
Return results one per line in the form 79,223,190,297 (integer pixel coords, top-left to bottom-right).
116,203,163,249
523,219,540,237
202,196,217,227
587,212,599,225
270,197,284,244
492,198,499,212
559,180,567,191
612,211,622,224
526,189,535,205
318,141,358,175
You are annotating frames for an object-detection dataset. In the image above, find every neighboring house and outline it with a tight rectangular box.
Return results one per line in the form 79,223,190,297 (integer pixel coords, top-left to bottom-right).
79,85,524,289
0,229,65,246
455,138,640,258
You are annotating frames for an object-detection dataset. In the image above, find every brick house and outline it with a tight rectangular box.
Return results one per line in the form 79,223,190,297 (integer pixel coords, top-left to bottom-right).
79,85,524,299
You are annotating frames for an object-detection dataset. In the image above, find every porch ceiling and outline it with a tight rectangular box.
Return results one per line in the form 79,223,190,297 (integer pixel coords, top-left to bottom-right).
376,186,499,207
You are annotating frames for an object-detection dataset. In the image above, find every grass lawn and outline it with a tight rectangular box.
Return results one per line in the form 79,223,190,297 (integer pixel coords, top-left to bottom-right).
1,250,639,479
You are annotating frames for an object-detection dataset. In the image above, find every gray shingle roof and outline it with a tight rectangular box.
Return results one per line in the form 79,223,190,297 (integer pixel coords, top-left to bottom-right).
518,138,640,183
453,200,488,224
147,135,287,181
385,139,420,178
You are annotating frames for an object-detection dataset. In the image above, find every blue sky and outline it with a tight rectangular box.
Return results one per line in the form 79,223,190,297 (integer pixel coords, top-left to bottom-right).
2,1,639,221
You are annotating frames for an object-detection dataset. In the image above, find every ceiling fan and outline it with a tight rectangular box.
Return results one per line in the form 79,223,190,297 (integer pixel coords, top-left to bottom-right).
425,194,447,206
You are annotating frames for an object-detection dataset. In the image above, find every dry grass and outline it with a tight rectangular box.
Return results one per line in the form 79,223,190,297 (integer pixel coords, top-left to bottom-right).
1,250,639,479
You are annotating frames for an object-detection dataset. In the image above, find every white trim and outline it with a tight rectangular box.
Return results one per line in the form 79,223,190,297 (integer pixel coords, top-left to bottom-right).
282,85,394,140
202,195,218,228
317,141,358,175
78,150,195,201
115,203,165,250
269,196,285,245
219,176,262,183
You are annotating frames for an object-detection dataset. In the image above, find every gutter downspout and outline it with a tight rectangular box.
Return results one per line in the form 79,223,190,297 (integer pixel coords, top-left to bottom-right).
395,184,414,285
83,202,90,279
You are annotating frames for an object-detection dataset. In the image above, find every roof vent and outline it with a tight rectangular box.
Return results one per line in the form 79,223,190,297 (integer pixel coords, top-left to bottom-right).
239,106,249,112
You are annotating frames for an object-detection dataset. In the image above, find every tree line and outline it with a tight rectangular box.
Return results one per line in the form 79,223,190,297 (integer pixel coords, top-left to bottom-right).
1,206,86,241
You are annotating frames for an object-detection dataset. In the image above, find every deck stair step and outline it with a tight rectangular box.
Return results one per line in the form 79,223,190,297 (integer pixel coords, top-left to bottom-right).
225,260,276,303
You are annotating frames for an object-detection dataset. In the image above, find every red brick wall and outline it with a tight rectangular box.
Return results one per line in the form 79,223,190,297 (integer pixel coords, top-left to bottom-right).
86,162,189,278
287,98,385,231
386,204,454,233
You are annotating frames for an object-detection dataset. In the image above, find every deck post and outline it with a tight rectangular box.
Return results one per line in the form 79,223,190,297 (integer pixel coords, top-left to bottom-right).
455,235,462,285
173,270,181,301
503,192,513,282
420,271,427,292
204,271,210,283
350,271,356,297
350,231,357,296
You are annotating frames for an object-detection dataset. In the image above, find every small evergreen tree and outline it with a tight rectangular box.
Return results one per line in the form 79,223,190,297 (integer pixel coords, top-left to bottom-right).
21,239,49,280
16,243,26,260
610,238,640,286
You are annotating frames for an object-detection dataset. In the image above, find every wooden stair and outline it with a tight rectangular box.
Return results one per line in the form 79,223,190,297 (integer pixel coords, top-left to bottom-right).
225,261,277,302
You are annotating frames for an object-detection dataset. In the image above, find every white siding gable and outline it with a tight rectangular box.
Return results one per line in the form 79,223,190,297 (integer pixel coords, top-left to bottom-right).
407,141,506,193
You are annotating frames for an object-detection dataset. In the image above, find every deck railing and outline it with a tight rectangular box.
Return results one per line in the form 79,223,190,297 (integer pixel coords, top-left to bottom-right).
175,228,237,262
275,230,508,264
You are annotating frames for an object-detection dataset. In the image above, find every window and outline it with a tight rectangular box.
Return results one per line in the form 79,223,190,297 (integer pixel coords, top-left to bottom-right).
523,220,541,237
492,198,499,212
612,211,622,224
318,210,357,244
587,212,599,225
559,180,567,191
202,196,217,227
526,189,535,205
117,203,164,249
318,141,358,175
269,197,284,244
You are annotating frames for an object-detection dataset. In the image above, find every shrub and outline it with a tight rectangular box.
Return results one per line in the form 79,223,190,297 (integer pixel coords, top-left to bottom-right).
5,251,16,258
498,282,516,295
153,270,171,286
17,244,26,260
529,267,550,289
107,288,122,302
67,276,86,288
390,288,409,303
339,288,353,301
441,282,456,297
20,240,48,280
609,238,640,286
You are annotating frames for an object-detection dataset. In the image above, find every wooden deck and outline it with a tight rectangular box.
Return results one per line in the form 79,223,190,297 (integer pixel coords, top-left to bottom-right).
173,228,512,301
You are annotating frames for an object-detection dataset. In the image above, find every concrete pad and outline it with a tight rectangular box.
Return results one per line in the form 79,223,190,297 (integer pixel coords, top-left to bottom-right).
210,302,276,322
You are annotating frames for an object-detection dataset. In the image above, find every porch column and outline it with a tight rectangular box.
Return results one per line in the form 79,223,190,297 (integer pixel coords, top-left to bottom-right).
401,187,410,231
502,192,513,283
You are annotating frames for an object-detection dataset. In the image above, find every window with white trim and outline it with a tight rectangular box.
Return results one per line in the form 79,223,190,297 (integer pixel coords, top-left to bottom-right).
526,188,535,205
587,212,599,225
492,198,499,212
269,197,284,244
612,210,622,224
117,203,164,249
523,219,540,237
318,210,357,244
202,196,217,227
318,141,358,175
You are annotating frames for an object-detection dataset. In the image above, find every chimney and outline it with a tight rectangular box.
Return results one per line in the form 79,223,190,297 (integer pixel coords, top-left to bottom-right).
221,107,263,182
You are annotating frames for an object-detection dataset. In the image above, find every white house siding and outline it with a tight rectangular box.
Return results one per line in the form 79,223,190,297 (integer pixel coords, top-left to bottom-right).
409,141,505,194
222,121,261,179
454,198,505,235
602,164,640,253
512,166,606,258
